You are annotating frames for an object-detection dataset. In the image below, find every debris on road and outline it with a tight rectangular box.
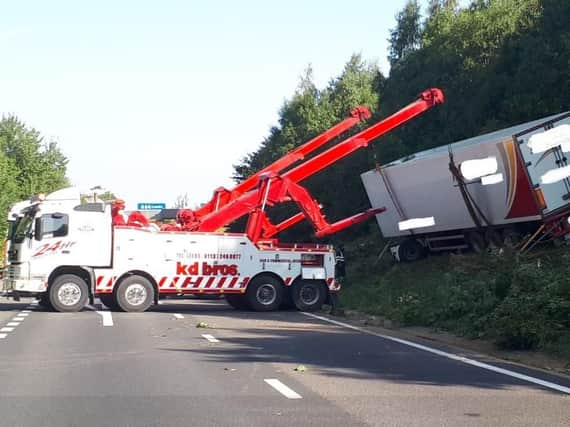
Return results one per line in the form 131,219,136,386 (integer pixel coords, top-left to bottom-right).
294,364,307,373
196,322,209,328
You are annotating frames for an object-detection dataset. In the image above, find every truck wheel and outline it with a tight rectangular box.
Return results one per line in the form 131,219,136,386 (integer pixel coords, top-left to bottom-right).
292,279,326,312
502,228,523,249
49,274,89,313
398,239,426,262
98,293,119,310
225,294,250,310
246,275,283,312
466,231,486,253
116,275,154,312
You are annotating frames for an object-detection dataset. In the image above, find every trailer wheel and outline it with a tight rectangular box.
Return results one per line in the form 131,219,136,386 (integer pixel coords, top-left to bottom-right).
292,279,326,312
49,274,89,313
502,228,523,249
116,275,154,312
466,231,486,253
98,293,119,310
224,294,250,310
246,275,283,312
398,239,426,262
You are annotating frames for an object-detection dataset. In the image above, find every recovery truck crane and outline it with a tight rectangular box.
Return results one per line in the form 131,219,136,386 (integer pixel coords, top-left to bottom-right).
1,89,443,313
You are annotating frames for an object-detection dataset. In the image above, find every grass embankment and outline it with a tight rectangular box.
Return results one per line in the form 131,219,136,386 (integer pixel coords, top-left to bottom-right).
339,232,570,364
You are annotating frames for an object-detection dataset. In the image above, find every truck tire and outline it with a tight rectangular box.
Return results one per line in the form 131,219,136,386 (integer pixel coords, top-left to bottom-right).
292,279,326,312
397,239,426,262
49,274,89,313
466,231,486,253
246,275,283,312
98,293,119,310
225,294,250,310
116,275,154,312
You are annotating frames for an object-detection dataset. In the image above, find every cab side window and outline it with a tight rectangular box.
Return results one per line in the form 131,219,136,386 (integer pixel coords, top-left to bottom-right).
41,213,69,238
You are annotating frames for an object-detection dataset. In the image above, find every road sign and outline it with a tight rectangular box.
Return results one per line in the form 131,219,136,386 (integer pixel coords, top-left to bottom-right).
137,203,166,210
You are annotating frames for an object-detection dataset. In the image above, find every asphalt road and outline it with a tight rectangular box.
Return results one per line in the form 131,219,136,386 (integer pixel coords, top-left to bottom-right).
0,297,568,427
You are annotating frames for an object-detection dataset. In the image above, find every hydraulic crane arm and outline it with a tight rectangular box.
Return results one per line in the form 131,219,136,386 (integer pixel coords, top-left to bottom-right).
194,106,371,218
195,88,444,239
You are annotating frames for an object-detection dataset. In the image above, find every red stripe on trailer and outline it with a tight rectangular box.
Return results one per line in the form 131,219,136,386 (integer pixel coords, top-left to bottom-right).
240,277,250,288
159,277,167,288
284,277,292,285
96,276,104,286
169,277,179,289
204,277,215,289
181,277,192,288
216,277,227,289
326,278,334,285
106,277,114,288
227,277,238,289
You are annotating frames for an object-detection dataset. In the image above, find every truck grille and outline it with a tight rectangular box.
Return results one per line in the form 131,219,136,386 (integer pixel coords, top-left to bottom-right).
6,264,20,280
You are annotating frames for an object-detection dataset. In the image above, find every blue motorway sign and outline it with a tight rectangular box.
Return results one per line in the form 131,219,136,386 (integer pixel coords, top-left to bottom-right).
137,203,166,210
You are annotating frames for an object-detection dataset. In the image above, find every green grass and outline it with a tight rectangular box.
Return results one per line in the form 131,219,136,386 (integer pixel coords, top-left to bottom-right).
339,232,570,359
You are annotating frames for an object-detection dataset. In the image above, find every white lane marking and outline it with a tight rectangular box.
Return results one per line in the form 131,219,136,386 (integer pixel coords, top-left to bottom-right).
30,301,38,305
173,313,184,319
97,311,114,327
0,327,15,332
18,313,30,317
13,317,25,321
0,333,7,339
201,334,219,343
21,310,32,313
303,313,570,395
264,379,302,399
85,304,114,326
7,322,20,327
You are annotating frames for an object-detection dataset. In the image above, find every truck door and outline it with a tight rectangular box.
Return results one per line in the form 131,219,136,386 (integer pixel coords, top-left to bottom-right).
516,113,570,216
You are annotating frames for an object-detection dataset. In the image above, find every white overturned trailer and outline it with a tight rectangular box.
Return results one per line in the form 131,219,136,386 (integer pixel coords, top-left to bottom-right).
362,112,570,261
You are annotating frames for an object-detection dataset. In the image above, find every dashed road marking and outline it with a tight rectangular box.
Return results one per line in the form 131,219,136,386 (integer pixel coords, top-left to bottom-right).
303,312,570,395
85,305,114,326
7,322,20,327
18,313,30,317
21,310,32,313
264,379,302,399
201,334,219,343
0,334,7,339
13,317,25,321
0,327,15,333
97,311,114,327
173,313,184,319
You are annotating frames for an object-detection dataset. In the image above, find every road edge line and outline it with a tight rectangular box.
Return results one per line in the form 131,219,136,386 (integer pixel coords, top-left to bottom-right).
302,312,570,395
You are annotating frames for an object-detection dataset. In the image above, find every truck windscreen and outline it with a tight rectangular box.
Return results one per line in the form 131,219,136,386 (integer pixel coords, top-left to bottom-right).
12,215,34,244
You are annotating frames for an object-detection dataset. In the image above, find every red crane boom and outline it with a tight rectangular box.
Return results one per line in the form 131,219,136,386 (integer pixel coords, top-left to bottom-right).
192,88,444,241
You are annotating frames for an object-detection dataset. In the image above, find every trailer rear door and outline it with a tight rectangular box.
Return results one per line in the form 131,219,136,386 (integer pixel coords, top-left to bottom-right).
515,113,570,216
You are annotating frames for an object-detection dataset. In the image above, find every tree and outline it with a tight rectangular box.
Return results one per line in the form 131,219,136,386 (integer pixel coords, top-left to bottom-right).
388,0,422,66
0,116,68,199
0,115,69,263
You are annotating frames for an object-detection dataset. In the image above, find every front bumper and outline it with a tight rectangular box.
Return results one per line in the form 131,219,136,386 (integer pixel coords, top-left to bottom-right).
2,278,47,293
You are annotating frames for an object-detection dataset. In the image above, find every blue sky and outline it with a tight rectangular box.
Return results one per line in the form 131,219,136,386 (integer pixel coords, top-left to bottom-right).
1,0,432,209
